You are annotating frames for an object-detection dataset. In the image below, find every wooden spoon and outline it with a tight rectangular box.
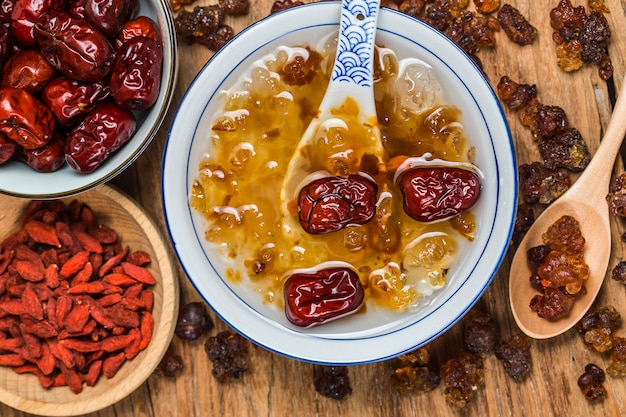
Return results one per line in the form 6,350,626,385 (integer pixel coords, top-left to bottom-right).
509,77,626,339
279,0,384,235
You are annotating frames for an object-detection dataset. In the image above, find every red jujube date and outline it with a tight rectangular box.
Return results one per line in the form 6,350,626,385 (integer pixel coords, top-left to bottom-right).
0,86,56,149
284,267,364,327
115,15,161,48
34,10,116,82
20,130,65,171
83,0,132,38
0,49,57,94
41,76,110,126
110,35,162,110
0,131,15,163
297,174,378,234
399,167,481,222
10,0,64,48
64,102,136,173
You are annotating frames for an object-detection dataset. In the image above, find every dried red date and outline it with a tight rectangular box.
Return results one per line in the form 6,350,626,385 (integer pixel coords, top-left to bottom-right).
0,0,13,23
64,102,136,173
284,267,364,327
297,174,377,234
34,10,116,82
41,77,110,126
0,87,56,149
84,0,132,38
67,0,86,17
0,50,57,94
0,132,15,164
20,131,65,172
399,167,481,222
115,15,160,48
110,36,162,110
10,0,63,47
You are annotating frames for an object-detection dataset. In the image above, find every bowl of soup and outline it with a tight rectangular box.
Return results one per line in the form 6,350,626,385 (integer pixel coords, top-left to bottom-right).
162,2,516,364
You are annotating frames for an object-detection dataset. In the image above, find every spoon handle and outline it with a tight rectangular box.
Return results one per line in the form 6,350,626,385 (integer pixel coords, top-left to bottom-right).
567,77,626,199
321,0,381,119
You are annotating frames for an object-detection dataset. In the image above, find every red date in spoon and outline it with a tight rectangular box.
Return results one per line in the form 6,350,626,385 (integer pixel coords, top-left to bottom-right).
284,267,364,327
297,174,378,234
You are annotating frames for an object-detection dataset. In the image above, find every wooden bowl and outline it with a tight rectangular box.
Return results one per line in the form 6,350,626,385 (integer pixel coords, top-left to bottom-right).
0,184,179,416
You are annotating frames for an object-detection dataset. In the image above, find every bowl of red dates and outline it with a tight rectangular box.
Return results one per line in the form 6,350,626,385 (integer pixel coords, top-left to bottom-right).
0,0,177,198
162,2,517,365
0,184,179,415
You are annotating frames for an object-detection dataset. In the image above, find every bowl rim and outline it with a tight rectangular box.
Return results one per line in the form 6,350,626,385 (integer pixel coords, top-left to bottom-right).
162,2,517,365
0,184,179,415
0,0,179,200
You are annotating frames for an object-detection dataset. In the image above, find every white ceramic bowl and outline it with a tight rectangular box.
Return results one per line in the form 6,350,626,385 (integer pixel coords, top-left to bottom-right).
162,3,517,365
0,0,178,199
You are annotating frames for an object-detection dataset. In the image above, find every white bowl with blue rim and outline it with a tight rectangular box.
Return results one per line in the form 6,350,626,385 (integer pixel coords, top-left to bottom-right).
0,0,178,199
162,1,516,364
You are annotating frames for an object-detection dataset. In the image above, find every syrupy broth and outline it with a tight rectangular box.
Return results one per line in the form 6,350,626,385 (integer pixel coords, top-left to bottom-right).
190,39,479,315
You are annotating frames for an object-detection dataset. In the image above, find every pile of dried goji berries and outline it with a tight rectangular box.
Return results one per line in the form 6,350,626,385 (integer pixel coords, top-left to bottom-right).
0,200,155,394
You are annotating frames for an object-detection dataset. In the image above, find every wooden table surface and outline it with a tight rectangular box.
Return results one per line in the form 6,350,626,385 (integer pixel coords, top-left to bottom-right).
2,0,626,416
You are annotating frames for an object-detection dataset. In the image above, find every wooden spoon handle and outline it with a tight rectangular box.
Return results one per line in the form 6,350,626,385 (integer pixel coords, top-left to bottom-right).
567,77,626,200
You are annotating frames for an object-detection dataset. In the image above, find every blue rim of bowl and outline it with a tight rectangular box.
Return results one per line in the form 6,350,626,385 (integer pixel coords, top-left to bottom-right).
162,3,517,365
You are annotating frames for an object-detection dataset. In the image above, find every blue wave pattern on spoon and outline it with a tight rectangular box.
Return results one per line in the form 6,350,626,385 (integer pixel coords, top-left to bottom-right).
332,0,380,87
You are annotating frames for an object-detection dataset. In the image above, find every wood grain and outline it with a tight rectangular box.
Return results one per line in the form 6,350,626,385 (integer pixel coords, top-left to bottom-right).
2,0,626,416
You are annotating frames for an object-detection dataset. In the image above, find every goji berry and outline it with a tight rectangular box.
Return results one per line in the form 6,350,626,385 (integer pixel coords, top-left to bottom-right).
103,273,138,286
74,229,103,253
102,351,125,378
14,260,44,282
60,339,102,353
72,262,93,285
85,360,102,386
139,311,154,350
126,250,152,266
44,264,60,288
59,251,90,278
98,246,129,277
35,342,56,375
24,220,61,247
125,328,141,359
121,261,156,284
101,334,135,352
0,199,156,393
0,353,26,366
64,302,90,333
22,284,44,320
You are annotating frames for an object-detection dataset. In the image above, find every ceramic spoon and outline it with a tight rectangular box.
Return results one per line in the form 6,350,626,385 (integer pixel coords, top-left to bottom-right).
279,0,383,235
509,77,626,339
